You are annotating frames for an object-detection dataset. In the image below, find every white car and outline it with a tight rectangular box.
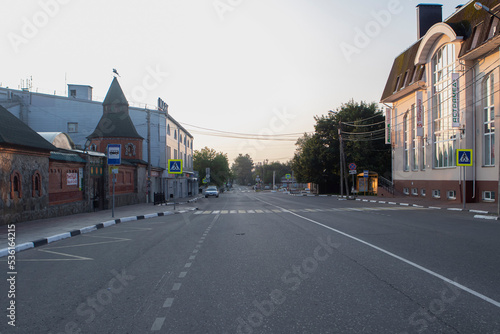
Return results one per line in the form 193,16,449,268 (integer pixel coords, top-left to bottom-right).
205,186,219,198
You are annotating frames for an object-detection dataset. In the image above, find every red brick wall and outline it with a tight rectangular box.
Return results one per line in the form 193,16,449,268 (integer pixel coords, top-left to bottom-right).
49,161,84,205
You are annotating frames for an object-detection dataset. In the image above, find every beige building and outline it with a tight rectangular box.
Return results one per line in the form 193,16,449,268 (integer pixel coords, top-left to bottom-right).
381,1,500,203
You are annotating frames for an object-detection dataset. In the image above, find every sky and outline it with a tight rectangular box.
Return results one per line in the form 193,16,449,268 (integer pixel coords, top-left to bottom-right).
0,0,468,165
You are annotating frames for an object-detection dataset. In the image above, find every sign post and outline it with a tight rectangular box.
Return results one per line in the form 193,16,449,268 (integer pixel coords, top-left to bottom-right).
349,163,357,195
456,149,473,210
363,170,369,196
107,144,121,218
169,159,183,209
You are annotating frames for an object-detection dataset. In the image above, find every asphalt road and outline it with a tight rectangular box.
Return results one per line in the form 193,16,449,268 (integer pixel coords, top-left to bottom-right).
1,187,500,333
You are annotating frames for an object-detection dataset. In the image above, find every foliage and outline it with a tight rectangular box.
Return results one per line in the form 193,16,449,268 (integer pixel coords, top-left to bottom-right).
193,147,230,187
231,154,254,185
291,100,390,191
254,160,293,185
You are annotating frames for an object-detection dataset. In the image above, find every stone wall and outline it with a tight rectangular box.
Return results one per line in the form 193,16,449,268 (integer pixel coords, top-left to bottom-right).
0,149,50,224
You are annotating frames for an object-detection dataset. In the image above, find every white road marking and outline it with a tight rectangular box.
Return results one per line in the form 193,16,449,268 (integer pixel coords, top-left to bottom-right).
255,197,500,309
172,283,181,290
179,272,187,278
151,317,165,331
163,298,174,308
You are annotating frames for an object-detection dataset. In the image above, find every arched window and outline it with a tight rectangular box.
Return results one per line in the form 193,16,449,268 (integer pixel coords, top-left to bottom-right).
125,143,136,157
32,171,42,197
90,143,98,152
432,43,456,168
10,170,22,199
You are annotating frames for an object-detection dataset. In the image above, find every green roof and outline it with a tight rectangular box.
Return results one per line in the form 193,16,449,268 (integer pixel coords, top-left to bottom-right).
103,77,128,106
0,106,57,151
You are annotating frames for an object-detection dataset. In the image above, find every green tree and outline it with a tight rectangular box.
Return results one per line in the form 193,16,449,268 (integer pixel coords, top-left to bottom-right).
193,147,230,187
254,160,292,185
232,154,254,185
292,100,390,193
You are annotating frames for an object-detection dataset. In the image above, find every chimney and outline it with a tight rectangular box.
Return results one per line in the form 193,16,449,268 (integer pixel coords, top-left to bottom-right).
416,4,443,39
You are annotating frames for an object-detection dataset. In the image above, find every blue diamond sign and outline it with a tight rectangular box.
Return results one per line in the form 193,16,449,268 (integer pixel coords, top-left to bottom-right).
456,149,472,166
168,159,183,174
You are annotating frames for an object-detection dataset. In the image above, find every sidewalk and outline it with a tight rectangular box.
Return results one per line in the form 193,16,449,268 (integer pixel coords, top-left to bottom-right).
355,193,497,215
0,196,202,257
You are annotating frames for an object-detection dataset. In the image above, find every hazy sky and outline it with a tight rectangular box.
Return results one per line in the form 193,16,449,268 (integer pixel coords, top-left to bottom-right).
0,0,465,164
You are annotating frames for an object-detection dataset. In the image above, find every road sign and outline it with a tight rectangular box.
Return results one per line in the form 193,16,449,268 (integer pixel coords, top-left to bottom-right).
168,159,183,174
285,174,291,179
363,170,369,178
456,149,473,166
348,163,356,170
107,144,121,165
349,170,357,175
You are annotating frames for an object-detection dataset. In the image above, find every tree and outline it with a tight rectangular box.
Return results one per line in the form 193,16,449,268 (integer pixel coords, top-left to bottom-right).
193,147,230,187
232,154,254,185
291,100,390,193
254,160,292,185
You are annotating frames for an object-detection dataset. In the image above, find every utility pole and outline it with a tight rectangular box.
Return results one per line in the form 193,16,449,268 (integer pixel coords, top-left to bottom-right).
158,98,168,198
339,123,344,196
147,108,151,203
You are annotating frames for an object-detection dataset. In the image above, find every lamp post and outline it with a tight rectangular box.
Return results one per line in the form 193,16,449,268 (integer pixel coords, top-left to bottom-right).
475,2,500,215
474,2,500,20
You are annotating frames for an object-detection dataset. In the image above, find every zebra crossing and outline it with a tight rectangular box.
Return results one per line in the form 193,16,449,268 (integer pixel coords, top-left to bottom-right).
193,206,427,215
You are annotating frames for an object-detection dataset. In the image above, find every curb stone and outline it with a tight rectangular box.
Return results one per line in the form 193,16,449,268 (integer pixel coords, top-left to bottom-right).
0,207,199,258
291,193,498,220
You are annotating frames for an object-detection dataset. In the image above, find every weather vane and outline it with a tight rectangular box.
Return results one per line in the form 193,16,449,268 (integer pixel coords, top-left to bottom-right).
112,68,120,77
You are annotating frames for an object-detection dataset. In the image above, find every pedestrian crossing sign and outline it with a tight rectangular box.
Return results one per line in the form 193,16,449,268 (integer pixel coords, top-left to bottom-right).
168,159,183,174
456,149,472,166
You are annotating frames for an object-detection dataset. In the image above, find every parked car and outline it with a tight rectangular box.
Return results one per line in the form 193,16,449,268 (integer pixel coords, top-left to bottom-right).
205,186,219,198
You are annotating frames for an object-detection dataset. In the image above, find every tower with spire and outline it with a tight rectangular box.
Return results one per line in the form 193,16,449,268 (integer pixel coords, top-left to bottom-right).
87,77,144,160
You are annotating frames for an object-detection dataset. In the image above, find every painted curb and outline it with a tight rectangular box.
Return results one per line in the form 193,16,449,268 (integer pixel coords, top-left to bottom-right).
0,207,198,258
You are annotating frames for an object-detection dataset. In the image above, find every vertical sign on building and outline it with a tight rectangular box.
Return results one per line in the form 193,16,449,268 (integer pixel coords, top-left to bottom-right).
385,107,391,144
416,91,424,136
452,73,460,128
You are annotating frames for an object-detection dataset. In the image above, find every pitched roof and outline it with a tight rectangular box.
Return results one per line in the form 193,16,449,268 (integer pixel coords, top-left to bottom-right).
103,77,128,106
0,105,57,151
381,0,500,102
87,112,143,139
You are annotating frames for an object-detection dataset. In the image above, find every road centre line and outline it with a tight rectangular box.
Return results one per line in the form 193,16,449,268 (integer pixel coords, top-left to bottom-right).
254,197,500,309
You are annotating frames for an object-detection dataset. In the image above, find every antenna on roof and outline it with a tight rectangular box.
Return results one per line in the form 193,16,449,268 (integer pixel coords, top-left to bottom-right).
112,68,120,77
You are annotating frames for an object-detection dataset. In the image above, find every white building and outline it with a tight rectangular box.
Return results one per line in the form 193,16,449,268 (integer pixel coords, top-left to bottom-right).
0,78,196,200
381,2,500,204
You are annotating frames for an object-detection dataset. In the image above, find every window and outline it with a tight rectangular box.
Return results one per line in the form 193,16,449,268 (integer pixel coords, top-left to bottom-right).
432,189,441,198
432,44,457,168
403,112,409,171
411,104,418,170
447,190,456,200
67,122,78,133
90,143,98,152
32,171,41,197
174,130,177,140
484,73,495,166
179,134,182,143
174,149,178,159
125,143,136,157
10,171,22,199
70,89,76,97
411,188,418,196
483,191,495,202
403,187,409,195
421,189,426,197
167,124,171,136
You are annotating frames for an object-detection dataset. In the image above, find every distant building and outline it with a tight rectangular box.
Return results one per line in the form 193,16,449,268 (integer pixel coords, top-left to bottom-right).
381,2,500,203
0,77,197,200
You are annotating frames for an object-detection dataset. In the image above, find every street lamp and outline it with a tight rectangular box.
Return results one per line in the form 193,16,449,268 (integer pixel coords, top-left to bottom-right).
474,2,500,20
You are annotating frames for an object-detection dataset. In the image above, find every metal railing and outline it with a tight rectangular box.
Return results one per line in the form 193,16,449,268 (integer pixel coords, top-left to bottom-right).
378,175,394,194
